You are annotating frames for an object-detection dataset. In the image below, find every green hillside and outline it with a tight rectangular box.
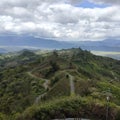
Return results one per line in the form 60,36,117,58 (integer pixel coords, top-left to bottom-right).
0,48,120,120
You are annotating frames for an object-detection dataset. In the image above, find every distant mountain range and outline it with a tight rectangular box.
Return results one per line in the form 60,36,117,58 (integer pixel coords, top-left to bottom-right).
72,39,120,52
0,35,120,53
0,48,8,53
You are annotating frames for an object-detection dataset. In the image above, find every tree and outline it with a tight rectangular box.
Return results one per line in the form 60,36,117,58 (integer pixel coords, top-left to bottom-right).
50,60,59,72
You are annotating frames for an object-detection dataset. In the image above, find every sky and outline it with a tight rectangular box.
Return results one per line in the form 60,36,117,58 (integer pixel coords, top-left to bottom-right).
0,0,120,41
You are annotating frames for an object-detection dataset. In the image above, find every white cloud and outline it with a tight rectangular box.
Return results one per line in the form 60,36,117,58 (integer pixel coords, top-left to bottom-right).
0,0,120,41
66,0,83,4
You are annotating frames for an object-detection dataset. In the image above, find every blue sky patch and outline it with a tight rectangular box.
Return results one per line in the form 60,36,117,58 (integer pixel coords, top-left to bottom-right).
76,0,109,8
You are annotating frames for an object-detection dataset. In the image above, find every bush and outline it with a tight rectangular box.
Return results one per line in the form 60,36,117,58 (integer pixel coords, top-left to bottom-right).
17,96,120,120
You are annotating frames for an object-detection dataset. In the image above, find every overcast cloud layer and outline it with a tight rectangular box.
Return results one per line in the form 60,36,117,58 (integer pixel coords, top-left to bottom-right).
0,0,120,41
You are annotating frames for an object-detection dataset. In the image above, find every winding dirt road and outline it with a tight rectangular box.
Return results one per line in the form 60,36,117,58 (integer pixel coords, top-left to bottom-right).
27,71,49,104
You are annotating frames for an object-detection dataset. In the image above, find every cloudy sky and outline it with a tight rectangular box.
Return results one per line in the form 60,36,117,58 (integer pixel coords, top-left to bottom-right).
0,0,120,41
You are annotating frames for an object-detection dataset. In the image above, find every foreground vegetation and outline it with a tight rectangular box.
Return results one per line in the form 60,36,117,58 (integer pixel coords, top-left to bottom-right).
17,96,120,120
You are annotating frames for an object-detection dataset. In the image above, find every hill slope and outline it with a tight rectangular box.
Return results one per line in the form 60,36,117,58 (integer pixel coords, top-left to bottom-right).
0,48,120,120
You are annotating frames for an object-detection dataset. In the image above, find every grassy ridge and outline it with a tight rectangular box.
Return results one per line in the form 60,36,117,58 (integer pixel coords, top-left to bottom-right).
0,48,120,119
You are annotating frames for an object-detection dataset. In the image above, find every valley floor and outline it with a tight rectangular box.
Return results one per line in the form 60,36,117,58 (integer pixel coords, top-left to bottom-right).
91,51,120,60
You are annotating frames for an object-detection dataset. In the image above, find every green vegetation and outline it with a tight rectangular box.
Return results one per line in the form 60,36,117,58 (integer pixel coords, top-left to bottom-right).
0,48,120,120
17,96,120,120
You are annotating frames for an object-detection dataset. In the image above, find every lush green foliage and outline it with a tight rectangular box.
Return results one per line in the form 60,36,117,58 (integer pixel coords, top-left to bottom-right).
0,48,119,119
17,96,120,120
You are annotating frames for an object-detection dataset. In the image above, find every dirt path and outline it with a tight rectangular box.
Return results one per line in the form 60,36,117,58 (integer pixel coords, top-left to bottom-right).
27,71,49,104
34,92,47,104
27,71,49,89
27,71,39,79
43,80,49,90
27,71,76,103
68,74,75,96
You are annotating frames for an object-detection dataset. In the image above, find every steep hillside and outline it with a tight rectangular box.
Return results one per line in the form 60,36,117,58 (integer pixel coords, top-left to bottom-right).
0,48,120,120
